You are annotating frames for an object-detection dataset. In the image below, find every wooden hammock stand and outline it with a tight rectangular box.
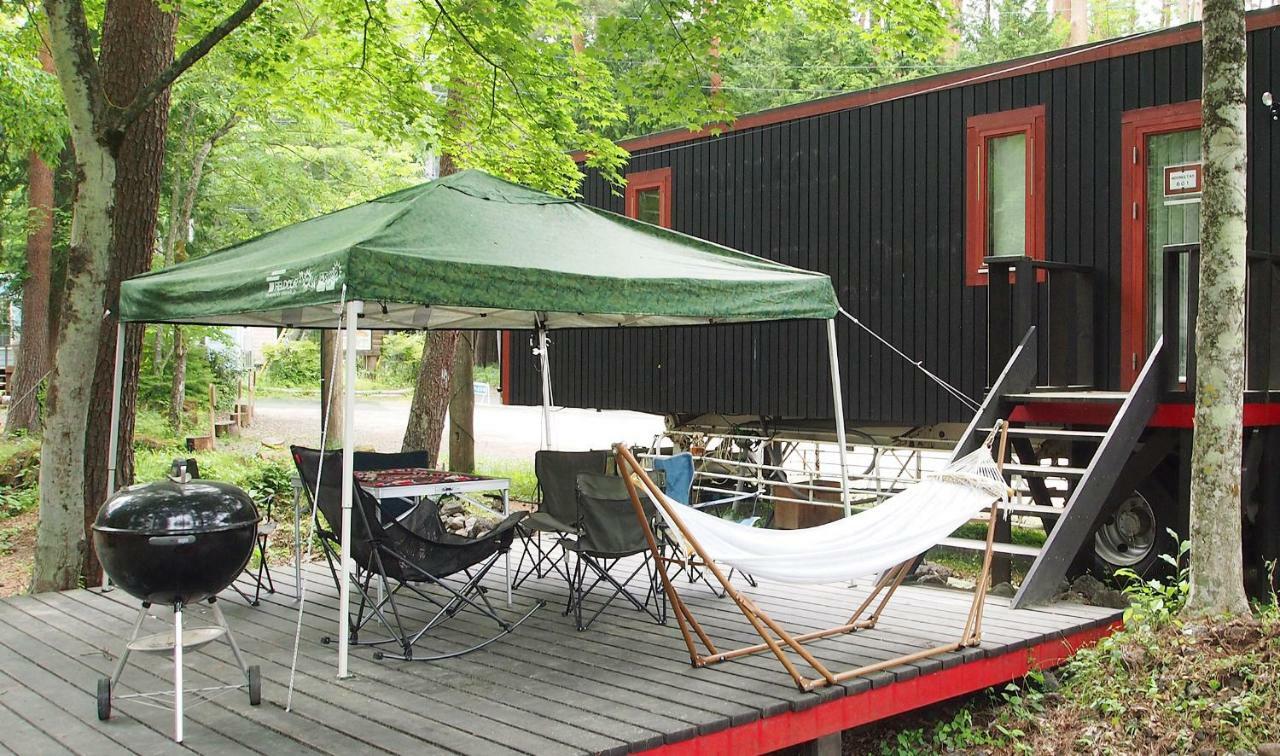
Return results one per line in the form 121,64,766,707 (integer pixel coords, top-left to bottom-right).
613,423,1011,692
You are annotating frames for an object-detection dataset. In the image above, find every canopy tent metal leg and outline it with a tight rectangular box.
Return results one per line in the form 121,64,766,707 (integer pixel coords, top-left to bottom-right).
826,319,852,517
536,322,554,451
337,300,362,678
102,322,126,589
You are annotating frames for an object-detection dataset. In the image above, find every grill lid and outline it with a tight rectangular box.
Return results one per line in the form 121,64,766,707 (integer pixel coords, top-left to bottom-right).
94,478,259,536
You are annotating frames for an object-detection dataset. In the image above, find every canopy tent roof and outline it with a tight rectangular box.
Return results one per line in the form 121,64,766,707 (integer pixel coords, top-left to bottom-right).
120,170,837,330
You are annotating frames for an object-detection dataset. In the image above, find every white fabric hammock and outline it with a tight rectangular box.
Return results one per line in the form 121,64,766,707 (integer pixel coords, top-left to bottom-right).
655,446,1008,585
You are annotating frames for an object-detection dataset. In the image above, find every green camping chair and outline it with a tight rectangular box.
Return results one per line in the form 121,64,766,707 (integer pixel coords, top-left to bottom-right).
513,450,610,589
562,472,666,631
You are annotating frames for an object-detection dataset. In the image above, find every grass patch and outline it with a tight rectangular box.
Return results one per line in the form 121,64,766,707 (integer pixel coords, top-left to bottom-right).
848,541,1280,754
474,457,537,502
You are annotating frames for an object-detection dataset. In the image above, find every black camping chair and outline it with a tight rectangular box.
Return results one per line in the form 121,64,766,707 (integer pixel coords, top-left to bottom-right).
353,449,431,521
291,446,542,661
513,449,609,589
173,457,278,607
563,472,666,631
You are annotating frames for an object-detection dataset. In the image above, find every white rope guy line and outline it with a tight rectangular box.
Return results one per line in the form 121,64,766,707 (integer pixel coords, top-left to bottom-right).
836,305,981,412
286,285,347,711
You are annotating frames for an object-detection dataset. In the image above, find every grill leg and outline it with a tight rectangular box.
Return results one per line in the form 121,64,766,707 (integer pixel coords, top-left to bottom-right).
111,603,148,687
173,603,184,743
208,598,251,676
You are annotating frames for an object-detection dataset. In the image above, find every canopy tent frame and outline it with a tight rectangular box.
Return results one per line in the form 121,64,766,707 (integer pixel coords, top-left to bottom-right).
102,311,854,678
611,424,1009,692
106,169,849,679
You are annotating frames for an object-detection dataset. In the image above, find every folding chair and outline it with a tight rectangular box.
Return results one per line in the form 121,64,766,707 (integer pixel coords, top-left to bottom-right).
651,452,758,593
512,450,609,589
292,447,542,661
562,472,666,631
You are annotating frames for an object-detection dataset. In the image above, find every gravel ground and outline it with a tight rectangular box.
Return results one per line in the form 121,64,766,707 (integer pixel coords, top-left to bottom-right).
245,395,665,462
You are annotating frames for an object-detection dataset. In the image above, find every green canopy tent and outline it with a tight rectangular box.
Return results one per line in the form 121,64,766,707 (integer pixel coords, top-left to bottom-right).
111,169,848,679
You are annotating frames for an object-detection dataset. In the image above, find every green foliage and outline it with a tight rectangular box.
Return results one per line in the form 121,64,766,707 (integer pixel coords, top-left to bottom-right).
138,325,244,418
955,0,1068,68
259,338,320,388
375,332,424,387
475,457,536,502
1114,529,1191,626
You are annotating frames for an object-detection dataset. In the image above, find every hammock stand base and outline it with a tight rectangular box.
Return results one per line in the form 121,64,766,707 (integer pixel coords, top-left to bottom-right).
613,426,1009,693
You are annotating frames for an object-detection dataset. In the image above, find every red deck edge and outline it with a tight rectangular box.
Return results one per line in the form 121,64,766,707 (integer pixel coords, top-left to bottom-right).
1009,402,1280,428
636,620,1122,756
572,8,1280,162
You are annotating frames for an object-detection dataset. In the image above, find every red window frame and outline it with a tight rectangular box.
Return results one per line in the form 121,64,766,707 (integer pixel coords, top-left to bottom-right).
624,167,672,228
964,105,1047,286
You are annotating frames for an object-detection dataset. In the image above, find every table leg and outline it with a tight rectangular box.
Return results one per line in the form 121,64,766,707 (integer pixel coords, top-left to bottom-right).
502,488,511,607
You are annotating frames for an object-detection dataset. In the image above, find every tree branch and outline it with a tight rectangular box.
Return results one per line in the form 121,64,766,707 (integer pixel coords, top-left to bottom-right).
108,0,265,133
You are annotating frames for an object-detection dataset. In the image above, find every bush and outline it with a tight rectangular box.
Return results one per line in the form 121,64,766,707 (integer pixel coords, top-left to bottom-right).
138,325,244,417
376,332,423,387
260,338,320,387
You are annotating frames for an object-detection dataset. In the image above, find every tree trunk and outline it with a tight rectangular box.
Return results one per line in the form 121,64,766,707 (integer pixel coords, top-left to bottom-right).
448,332,475,473
168,325,185,431
1069,0,1089,44
403,331,459,467
80,0,178,585
47,143,75,348
402,153,460,464
1184,0,1251,618
6,144,57,434
320,331,344,448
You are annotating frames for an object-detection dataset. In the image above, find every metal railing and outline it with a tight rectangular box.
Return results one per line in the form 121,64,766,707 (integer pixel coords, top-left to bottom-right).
985,255,1096,390
1161,244,1280,399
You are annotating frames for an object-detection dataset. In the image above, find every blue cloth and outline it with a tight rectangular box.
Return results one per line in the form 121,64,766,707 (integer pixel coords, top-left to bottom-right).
652,453,695,505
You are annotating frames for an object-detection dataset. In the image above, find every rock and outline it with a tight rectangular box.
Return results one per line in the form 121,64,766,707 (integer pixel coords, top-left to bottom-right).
464,516,478,532
446,515,466,531
1040,669,1061,692
946,577,976,591
1069,574,1106,597
915,574,949,587
1256,743,1280,756
441,501,467,517
989,581,1016,598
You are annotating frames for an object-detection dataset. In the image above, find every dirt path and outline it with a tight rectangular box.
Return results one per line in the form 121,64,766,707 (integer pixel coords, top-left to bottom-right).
246,396,665,462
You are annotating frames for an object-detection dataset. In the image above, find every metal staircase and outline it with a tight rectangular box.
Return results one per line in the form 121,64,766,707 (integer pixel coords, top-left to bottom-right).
941,327,1164,608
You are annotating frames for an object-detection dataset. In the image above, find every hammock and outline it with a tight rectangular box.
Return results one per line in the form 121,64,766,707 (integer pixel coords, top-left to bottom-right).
652,446,1008,584
613,424,1012,693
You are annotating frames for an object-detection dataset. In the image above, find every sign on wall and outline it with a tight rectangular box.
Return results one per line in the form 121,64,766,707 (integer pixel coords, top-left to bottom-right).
1163,162,1202,205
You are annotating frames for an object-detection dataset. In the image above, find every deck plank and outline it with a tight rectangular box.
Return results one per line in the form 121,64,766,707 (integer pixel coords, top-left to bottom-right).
0,542,1121,755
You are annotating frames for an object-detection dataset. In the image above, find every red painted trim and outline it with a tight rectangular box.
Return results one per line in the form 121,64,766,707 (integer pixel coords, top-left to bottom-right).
636,621,1121,756
1119,101,1203,387
571,9,1280,162
500,330,512,405
624,167,673,227
965,106,1047,287
1007,401,1280,428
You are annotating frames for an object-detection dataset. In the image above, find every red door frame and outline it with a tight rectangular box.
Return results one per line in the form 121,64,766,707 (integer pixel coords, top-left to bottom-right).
1119,100,1202,387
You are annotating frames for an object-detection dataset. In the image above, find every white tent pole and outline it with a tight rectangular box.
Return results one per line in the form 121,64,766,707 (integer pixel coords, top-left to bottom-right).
337,300,362,678
537,322,554,450
102,321,126,589
826,318,852,517
105,322,126,495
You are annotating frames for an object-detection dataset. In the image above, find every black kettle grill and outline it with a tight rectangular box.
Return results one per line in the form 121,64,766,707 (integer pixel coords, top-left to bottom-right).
91,461,262,742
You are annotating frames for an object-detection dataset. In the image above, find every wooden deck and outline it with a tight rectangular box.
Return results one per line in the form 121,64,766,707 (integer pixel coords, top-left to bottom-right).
0,548,1121,755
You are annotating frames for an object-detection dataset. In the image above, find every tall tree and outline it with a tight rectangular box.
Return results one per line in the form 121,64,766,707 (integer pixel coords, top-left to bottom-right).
78,0,180,584
33,0,262,591
447,331,475,472
1184,0,1250,617
5,41,57,436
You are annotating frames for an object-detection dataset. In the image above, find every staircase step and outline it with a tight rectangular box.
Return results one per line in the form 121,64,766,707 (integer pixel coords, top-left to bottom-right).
1003,463,1087,479
982,426,1107,441
1003,390,1128,404
936,538,1042,558
992,501,1062,516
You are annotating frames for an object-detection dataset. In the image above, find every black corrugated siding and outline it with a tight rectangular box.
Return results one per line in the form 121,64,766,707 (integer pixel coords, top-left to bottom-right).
509,29,1279,425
